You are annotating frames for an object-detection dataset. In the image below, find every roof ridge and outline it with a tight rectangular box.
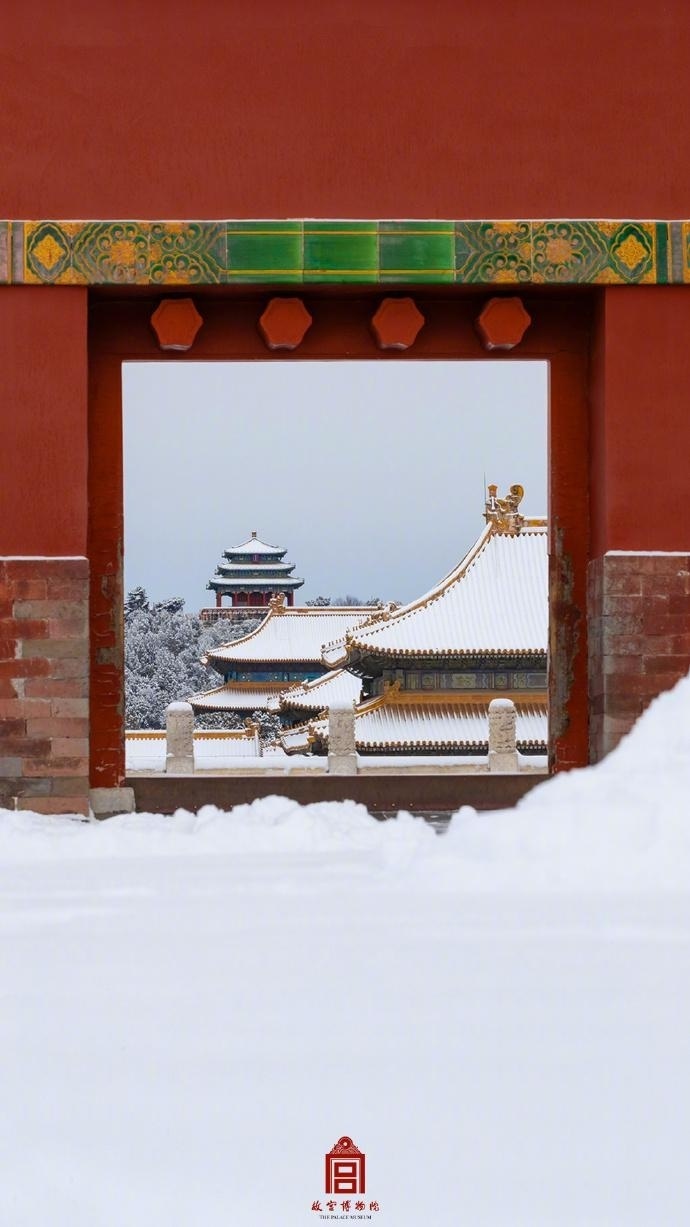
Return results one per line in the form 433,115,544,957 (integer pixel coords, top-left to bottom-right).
226,533,283,551
342,518,548,659
345,522,494,645
205,606,275,658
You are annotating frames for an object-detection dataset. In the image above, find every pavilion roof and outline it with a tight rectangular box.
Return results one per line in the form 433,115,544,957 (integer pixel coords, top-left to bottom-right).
188,680,295,711
208,575,303,588
267,668,362,714
206,604,382,666
214,562,295,573
322,519,547,667
225,533,285,556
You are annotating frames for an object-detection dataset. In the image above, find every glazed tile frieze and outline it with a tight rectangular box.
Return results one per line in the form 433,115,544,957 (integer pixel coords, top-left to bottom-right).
2,220,688,286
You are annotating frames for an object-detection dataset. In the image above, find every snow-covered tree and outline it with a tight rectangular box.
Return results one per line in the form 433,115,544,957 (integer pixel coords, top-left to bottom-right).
124,586,149,619
250,709,282,744
307,595,382,607
332,594,382,606
124,591,260,730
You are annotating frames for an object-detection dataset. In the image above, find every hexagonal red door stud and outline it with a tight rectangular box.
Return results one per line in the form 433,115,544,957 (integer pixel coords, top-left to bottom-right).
258,297,313,350
476,296,531,351
150,298,204,351
371,297,425,350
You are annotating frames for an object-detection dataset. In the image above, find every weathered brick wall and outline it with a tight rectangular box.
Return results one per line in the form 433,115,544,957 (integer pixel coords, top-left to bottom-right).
0,558,89,815
588,553,690,761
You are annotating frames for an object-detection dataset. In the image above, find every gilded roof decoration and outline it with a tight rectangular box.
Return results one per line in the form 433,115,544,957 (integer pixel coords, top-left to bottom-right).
483,483,525,535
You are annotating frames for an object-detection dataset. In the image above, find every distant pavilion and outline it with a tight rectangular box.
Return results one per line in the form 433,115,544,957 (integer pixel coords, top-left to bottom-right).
206,531,304,610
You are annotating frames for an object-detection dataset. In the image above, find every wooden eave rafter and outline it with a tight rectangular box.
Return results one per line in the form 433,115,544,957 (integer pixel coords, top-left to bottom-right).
368,687,547,706
347,647,548,677
209,576,301,588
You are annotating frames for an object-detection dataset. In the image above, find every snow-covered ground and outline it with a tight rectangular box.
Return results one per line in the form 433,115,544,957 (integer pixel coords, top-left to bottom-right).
2,677,690,1225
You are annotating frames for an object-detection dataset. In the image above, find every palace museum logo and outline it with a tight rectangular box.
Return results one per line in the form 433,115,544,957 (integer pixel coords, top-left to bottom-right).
310,1136,382,1218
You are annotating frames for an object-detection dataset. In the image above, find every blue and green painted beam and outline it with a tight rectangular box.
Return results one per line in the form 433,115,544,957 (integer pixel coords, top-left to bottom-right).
0,219,687,286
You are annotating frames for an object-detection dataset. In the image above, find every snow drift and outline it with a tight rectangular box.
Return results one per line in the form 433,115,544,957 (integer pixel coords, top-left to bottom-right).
2,671,690,891
2,675,690,1227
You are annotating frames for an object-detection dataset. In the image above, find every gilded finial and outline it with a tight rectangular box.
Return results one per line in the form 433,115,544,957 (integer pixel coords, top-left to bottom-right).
268,592,287,614
484,483,525,534
383,678,403,696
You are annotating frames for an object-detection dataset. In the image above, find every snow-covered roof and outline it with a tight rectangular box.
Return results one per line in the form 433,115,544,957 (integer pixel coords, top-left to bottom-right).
281,697,547,754
267,668,362,714
207,606,382,665
323,521,547,666
214,562,295,573
208,575,303,588
188,681,294,711
225,534,285,556
125,729,260,771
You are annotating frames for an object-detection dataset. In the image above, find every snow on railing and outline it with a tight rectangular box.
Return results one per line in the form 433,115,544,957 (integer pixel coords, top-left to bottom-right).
488,698,519,773
153,699,523,775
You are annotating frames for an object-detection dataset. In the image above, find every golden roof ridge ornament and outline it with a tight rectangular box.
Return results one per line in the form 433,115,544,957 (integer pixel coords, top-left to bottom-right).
268,592,287,614
483,483,525,535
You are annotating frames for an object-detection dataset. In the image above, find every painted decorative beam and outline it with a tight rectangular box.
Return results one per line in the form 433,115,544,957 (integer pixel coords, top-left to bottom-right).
0,220,687,287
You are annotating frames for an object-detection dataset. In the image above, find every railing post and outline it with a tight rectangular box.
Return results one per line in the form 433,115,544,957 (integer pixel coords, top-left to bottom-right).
244,718,262,756
328,700,358,776
488,698,519,773
165,701,194,774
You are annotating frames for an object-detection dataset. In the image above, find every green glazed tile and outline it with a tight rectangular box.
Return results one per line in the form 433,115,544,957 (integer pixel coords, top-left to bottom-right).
606,222,655,282
380,220,453,231
304,222,378,281
72,221,149,284
24,221,82,283
148,222,226,284
226,222,302,281
8,217,686,286
379,224,454,282
305,221,375,232
455,221,532,283
532,221,610,283
226,221,303,232
654,222,670,284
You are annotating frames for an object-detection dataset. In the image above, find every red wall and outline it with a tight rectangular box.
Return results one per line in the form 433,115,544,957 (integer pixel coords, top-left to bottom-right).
590,288,690,557
2,1,690,782
0,288,88,556
2,0,690,219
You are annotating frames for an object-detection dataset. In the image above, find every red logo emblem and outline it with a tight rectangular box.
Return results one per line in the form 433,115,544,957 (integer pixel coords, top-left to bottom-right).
325,1135,366,1196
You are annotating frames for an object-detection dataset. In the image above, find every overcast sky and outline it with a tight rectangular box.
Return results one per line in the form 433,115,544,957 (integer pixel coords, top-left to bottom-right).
123,361,547,610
